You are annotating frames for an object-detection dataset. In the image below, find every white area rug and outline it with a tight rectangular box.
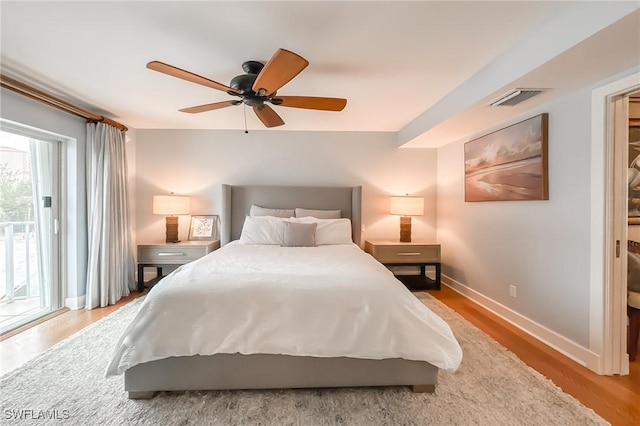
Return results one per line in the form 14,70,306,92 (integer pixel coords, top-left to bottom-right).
0,293,608,425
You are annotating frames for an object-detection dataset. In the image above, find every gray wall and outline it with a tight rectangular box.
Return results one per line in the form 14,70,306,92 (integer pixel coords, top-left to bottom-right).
1,87,87,300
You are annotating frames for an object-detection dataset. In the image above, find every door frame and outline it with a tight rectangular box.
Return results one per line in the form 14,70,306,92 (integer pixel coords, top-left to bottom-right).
591,71,640,375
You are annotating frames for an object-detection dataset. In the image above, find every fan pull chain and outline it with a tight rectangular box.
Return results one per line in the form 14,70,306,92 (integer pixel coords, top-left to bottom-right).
243,104,248,134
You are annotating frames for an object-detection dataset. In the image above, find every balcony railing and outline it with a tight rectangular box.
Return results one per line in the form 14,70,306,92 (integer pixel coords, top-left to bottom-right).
1,221,36,303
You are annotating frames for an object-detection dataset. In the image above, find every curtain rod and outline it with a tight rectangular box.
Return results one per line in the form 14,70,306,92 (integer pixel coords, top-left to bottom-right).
0,74,128,132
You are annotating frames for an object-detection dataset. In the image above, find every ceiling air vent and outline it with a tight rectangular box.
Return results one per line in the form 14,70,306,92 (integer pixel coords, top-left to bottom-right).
489,89,544,107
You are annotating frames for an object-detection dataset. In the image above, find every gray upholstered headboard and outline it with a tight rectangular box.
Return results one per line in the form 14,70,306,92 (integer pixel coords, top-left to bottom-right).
220,184,362,246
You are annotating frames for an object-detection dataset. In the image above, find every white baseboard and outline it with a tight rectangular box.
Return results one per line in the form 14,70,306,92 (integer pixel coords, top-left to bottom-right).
65,295,85,310
442,275,602,373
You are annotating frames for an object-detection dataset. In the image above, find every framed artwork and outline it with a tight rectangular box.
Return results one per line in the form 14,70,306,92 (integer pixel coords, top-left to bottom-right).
188,215,218,240
464,113,549,202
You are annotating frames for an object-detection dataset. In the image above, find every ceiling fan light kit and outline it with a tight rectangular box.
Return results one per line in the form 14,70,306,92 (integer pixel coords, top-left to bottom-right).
147,48,347,128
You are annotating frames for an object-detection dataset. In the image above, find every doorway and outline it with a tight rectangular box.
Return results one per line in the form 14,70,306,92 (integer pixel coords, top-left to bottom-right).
589,71,640,376
600,78,640,376
0,129,62,334
626,94,640,373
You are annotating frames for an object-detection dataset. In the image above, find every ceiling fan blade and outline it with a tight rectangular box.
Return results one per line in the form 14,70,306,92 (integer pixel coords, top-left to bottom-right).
252,49,309,95
179,100,240,114
253,104,285,128
147,61,240,95
272,96,347,111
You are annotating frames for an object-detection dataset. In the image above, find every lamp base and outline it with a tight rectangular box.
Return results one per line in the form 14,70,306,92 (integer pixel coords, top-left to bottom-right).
399,216,412,243
165,216,180,243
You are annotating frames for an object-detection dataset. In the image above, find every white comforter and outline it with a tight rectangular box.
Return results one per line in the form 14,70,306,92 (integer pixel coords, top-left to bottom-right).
105,242,462,376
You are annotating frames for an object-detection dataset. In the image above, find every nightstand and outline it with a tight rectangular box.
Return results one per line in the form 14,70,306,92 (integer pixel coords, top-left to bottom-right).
364,239,441,290
136,240,220,291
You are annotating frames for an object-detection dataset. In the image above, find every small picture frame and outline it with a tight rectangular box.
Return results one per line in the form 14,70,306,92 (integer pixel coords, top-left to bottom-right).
188,215,218,241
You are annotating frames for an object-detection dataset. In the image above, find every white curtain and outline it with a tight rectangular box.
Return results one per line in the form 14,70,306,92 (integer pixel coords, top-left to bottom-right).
85,122,134,309
29,139,52,309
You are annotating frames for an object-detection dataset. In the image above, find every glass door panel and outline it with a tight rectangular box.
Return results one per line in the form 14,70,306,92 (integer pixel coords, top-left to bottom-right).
0,130,59,334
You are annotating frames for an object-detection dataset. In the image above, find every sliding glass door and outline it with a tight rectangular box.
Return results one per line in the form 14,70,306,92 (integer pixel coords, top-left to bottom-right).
0,129,61,334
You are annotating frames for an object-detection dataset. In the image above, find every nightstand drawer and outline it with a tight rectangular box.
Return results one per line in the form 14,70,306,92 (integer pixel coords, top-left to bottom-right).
365,240,441,290
138,245,208,264
365,241,440,263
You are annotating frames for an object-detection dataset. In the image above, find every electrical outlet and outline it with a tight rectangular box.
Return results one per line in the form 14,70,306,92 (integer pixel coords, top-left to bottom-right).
509,285,517,298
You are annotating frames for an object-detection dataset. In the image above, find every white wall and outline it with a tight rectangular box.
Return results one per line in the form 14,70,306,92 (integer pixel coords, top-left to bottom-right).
437,82,604,349
135,130,437,246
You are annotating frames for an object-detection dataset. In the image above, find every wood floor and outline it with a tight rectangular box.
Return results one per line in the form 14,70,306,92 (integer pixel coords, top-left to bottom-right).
0,287,637,425
0,292,143,374
427,286,640,426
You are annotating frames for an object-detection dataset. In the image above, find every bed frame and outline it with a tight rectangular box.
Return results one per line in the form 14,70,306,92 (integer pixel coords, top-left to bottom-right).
124,184,439,399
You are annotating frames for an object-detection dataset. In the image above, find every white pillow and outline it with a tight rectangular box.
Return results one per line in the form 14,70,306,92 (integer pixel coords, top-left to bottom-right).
286,217,352,245
249,204,294,218
239,216,285,245
294,208,341,219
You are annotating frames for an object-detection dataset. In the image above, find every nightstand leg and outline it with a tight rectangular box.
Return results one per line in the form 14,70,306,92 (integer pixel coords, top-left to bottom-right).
435,262,441,290
156,267,162,280
137,264,144,292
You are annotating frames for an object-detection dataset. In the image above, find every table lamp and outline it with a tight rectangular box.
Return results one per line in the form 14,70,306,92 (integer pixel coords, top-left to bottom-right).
390,195,424,242
153,194,191,243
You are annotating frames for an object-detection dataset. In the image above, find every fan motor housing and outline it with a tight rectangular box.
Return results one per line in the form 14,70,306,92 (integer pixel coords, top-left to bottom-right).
230,74,257,94
229,74,259,106
230,62,277,107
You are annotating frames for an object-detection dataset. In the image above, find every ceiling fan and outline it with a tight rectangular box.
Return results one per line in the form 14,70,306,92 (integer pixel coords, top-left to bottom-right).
147,48,347,128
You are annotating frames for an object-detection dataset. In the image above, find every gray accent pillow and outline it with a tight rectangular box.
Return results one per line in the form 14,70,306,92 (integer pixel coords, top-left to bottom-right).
295,208,341,219
250,204,294,218
283,221,317,247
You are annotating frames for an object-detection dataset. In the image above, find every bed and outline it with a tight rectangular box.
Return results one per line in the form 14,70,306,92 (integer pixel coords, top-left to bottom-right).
107,184,462,399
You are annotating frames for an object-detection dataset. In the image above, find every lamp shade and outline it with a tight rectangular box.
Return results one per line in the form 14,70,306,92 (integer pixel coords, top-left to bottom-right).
153,195,190,215
390,196,424,216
